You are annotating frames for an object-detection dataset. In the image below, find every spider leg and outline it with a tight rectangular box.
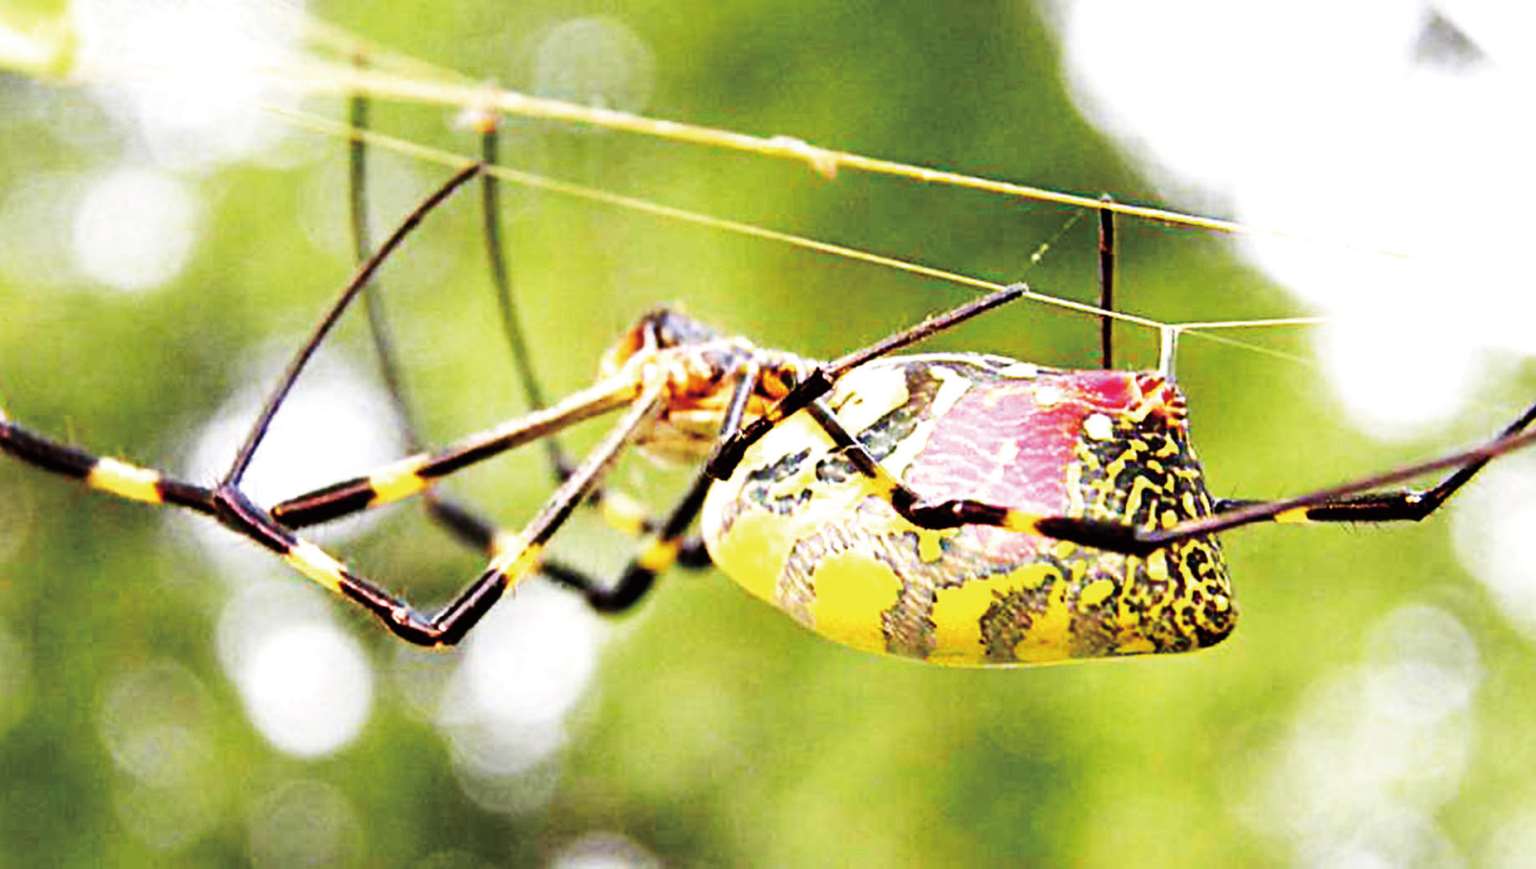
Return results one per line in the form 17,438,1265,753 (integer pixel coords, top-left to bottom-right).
1211,397,1536,524
217,377,669,646
348,80,425,446
793,398,1061,535
1035,399,1536,555
284,104,663,571
1,162,478,521
1097,196,1116,370
475,116,663,535
420,494,708,572
223,162,481,487
476,114,573,479
0,419,218,516
539,471,713,613
706,281,1031,479
536,359,762,612
4,375,669,646
344,87,560,571
269,372,638,528
789,390,1536,557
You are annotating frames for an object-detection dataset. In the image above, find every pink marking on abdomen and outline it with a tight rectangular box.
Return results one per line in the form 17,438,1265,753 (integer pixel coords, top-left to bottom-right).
904,370,1143,558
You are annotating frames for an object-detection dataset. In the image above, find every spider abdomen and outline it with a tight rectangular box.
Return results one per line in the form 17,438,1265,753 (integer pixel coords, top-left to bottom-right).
701,354,1236,665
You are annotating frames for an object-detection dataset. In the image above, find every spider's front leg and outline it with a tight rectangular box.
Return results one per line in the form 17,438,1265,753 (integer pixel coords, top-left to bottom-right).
342,92,703,588
211,378,669,646
705,282,1033,481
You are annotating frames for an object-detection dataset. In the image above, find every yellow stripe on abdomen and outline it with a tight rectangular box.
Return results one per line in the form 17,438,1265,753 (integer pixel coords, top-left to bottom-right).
808,549,903,656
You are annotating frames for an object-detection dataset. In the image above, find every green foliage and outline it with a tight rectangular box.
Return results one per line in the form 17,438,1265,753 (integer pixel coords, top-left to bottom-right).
0,1,1527,866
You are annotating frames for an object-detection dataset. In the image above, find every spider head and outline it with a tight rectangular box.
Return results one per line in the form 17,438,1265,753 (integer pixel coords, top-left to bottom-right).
599,307,720,376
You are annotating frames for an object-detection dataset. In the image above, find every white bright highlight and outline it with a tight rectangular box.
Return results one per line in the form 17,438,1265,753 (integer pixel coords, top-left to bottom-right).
185,350,401,584
72,167,200,293
1242,605,1482,864
422,579,607,814
218,584,377,759
238,624,374,757
1053,3,1536,439
71,0,307,172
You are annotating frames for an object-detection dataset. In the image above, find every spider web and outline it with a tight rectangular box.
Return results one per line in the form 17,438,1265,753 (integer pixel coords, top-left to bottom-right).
14,8,1355,376
280,22,1335,368
4,11,1536,866
8,5,1532,446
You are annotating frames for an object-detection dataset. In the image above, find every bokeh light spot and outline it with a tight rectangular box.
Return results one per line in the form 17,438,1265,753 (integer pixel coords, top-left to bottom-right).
549,831,661,869
113,777,223,852
71,166,201,293
1313,317,1484,439
533,17,656,114
417,582,606,814
1053,4,1536,441
72,0,306,172
237,622,375,758
1240,604,1480,864
97,659,214,787
186,350,401,584
247,779,363,868
1452,451,1536,640
96,660,224,851
0,173,85,291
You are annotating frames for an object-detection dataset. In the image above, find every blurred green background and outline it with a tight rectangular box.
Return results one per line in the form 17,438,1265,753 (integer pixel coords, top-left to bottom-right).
1,1,1533,866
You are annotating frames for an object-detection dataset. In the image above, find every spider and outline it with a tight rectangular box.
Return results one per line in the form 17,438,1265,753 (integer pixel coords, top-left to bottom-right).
3,107,1534,666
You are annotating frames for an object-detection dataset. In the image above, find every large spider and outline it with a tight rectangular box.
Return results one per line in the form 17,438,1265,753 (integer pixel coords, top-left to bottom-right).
3,108,1533,666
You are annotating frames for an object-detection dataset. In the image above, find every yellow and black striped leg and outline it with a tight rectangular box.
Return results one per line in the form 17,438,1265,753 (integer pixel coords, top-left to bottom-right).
214,377,670,645
406,491,673,593
706,282,1032,480
536,360,763,612
347,87,508,562
347,94,615,570
1036,398,1536,555
270,373,639,528
222,162,482,491
478,117,656,534
0,419,218,516
794,392,1536,555
479,121,685,539
540,472,714,612
794,398,1057,536
1218,397,1536,525
243,154,620,534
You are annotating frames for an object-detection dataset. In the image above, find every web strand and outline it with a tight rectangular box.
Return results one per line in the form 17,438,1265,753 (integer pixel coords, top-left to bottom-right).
266,51,1421,264
274,107,1321,367
30,14,1398,367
